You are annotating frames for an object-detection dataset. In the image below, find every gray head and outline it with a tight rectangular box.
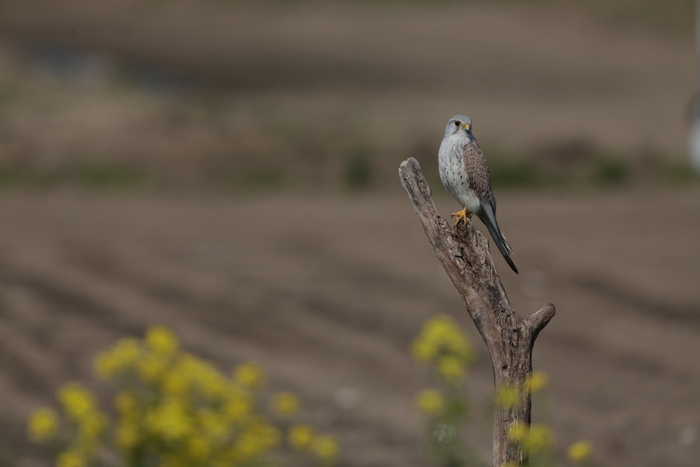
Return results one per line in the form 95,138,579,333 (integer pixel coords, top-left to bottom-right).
444,115,473,138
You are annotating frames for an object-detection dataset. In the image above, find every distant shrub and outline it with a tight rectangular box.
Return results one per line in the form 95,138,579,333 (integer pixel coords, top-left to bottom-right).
488,157,537,188
589,157,629,186
71,162,150,188
660,160,700,184
342,146,373,189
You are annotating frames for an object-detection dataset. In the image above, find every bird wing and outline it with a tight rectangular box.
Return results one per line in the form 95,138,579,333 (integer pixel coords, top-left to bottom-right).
463,139,496,210
463,139,517,272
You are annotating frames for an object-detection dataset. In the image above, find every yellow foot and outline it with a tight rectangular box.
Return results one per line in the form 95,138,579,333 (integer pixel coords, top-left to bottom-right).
451,208,471,226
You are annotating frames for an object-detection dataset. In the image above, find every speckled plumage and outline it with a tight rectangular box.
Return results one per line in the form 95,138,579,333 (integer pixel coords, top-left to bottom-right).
438,115,518,273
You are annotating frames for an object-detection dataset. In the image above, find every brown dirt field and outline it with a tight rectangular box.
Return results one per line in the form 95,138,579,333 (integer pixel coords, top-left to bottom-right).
1,186,699,467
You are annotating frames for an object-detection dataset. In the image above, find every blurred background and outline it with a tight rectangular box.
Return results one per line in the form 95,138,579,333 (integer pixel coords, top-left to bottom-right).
0,0,699,466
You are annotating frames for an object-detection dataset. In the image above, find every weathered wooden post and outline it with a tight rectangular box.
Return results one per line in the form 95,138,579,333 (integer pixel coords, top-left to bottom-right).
399,157,555,466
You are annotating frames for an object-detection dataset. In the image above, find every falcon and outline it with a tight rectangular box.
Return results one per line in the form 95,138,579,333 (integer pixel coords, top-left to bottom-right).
438,115,518,273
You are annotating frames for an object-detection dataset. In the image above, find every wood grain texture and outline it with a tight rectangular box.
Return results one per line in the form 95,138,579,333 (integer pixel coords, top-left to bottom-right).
399,157,555,466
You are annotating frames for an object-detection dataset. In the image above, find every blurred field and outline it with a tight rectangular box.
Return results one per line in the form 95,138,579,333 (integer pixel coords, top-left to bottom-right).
0,0,697,190
1,189,699,467
0,1,699,466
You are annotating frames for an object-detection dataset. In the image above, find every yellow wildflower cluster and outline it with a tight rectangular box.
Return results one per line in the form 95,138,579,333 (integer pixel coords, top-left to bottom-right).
234,362,265,389
410,315,594,467
501,408,594,466
272,392,300,417
310,435,341,464
27,407,58,442
567,439,593,464
411,315,476,465
288,423,316,450
414,389,445,416
94,338,141,380
28,382,107,467
59,382,107,466
411,314,475,384
495,371,550,410
495,384,521,409
507,421,555,455
525,371,549,394
28,325,340,467
286,424,339,464
56,450,87,467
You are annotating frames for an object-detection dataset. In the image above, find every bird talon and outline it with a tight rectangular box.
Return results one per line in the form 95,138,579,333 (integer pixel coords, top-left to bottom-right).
451,208,471,227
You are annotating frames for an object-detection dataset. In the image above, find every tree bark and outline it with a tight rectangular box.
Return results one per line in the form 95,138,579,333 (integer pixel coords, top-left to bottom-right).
398,157,555,467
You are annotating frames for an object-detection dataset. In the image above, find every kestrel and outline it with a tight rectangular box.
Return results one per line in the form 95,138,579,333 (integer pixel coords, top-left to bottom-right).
438,115,518,274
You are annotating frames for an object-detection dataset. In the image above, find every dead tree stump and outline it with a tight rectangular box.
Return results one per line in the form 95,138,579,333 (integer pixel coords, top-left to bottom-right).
399,157,555,467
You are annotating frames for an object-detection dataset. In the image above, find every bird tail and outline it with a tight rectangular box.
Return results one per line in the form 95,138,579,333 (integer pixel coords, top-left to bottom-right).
478,204,519,274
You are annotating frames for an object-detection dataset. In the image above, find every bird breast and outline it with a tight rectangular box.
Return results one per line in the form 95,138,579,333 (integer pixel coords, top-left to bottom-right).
438,136,481,214
438,135,468,189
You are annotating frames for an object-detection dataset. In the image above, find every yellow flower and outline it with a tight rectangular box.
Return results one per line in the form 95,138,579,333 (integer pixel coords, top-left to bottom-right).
137,353,168,383
507,421,529,443
161,368,189,397
525,371,549,394
27,407,58,442
57,382,98,422
567,439,593,463
171,354,228,398
437,355,465,383
161,454,187,467
495,384,520,409
411,315,476,366
217,446,242,465
94,338,141,380
116,422,139,450
411,338,436,362
288,424,315,451
271,392,300,417
236,419,280,458
115,391,138,416
311,435,340,464
193,362,228,398
75,412,106,452
233,362,265,389
56,450,86,467
414,389,444,416
145,398,191,441
198,408,229,441
146,325,179,356
223,390,253,422
187,435,213,461
524,424,554,454
94,353,115,380
256,421,281,450
165,355,198,394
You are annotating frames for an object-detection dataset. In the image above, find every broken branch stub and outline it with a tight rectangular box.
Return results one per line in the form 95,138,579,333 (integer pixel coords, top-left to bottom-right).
399,157,555,466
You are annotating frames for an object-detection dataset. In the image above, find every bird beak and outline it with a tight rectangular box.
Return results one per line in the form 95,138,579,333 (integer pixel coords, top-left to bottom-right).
461,123,471,131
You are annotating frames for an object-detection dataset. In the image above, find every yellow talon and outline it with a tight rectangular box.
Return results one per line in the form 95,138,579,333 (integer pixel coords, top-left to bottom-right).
451,208,471,226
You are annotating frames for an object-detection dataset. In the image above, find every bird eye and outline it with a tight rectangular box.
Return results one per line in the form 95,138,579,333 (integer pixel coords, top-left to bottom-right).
454,121,460,126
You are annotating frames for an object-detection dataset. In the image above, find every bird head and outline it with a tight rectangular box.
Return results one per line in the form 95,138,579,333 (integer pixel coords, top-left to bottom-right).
444,115,472,138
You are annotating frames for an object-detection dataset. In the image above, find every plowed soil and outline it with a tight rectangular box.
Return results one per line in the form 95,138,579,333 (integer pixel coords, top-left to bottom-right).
1,187,699,467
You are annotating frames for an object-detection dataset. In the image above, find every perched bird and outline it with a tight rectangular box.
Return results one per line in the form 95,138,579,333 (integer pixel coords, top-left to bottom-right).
438,115,518,273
